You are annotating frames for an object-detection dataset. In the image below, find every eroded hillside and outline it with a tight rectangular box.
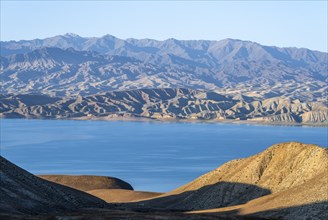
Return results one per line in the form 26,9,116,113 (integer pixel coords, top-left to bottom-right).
1,88,327,124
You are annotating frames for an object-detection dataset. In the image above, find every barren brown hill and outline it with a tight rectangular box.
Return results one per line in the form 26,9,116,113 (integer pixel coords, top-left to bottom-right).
172,142,327,194
0,156,107,215
39,175,162,204
0,157,251,220
132,142,328,218
1,142,327,220
39,175,133,191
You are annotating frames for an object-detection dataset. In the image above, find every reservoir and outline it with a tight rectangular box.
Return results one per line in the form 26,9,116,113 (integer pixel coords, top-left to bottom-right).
1,119,326,192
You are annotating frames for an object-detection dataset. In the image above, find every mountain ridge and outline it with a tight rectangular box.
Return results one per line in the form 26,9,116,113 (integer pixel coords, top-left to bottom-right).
1,34,327,120
1,44,327,101
2,33,326,53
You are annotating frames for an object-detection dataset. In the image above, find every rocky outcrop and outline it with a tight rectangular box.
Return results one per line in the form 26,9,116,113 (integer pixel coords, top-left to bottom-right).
1,88,327,124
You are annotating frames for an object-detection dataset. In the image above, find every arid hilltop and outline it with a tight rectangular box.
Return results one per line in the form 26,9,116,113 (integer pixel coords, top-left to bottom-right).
0,142,327,219
1,88,327,124
133,142,327,219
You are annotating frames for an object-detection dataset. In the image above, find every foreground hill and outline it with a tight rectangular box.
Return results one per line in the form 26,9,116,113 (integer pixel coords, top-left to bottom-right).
193,171,327,219
130,142,327,219
0,158,253,220
38,175,164,204
0,156,106,215
0,142,327,219
1,35,327,101
1,88,327,124
39,175,133,191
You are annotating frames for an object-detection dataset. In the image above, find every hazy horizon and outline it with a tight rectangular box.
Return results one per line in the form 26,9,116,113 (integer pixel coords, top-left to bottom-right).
2,32,328,53
1,1,327,52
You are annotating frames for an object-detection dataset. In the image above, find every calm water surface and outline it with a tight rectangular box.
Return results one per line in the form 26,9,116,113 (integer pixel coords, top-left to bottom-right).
1,119,327,192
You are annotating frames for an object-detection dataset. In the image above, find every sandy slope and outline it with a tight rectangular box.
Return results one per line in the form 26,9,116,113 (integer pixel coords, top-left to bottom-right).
38,175,162,203
170,142,327,195
190,171,328,219
128,142,328,219
87,189,163,203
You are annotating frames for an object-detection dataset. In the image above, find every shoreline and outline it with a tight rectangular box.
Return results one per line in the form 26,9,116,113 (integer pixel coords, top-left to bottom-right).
1,115,327,127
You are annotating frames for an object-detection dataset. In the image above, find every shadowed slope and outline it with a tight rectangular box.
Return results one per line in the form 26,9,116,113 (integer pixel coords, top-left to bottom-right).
240,171,328,219
189,202,328,220
130,182,271,211
130,142,327,212
171,142,327,194
0,156,107,215
190,171,328,219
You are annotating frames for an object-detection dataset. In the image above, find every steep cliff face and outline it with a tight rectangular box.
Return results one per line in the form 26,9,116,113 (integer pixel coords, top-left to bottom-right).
1,88,327,124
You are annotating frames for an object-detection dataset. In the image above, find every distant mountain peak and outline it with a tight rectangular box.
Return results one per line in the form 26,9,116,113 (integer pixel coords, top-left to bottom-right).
63,33,81,38
102,34,118,40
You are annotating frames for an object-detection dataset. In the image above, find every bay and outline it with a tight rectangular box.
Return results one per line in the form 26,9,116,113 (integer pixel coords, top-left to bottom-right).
0,119,327,192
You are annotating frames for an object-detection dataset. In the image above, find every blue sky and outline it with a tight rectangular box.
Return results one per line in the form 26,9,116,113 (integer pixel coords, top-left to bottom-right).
1,1,327,52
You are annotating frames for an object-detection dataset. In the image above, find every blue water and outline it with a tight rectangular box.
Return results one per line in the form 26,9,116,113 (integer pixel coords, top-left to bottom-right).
0,119,327,192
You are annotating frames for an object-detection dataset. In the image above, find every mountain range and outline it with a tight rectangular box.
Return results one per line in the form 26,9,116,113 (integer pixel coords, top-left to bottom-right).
1,34,327,102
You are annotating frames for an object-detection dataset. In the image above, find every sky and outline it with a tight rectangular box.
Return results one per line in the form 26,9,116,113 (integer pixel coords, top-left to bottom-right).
1,1,327,52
